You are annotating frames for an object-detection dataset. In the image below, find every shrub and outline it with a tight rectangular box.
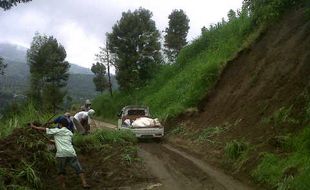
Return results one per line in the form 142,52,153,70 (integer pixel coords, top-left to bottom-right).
243,0,306,26
225,140,249,160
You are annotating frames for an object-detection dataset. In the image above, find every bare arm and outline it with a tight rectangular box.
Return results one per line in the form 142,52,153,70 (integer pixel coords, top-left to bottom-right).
30,123,47,132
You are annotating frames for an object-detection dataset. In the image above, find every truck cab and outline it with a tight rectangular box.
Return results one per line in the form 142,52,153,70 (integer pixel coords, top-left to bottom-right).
117,105,164,139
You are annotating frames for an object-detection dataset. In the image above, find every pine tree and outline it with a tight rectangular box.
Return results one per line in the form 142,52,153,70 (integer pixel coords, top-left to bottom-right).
0,57,7,75
27,33,70,112
95,40,114,96
91,62,107,93
227,9,237,21
0,0,32,10
164,9,190,63
107,7,162,91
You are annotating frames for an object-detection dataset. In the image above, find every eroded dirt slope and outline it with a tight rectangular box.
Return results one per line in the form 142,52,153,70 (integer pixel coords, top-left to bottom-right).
197,7,310,139
168,6,310,187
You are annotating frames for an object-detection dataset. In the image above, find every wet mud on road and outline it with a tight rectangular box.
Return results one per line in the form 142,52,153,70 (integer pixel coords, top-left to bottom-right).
94,120,253,190
139,142,252,190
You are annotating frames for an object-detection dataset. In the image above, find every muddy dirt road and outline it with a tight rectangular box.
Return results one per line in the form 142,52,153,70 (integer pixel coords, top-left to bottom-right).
93,120,253,190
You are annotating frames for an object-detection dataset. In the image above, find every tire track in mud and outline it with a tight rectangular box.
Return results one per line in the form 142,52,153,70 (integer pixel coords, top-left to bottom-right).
94,120,253,190
138,143,226,190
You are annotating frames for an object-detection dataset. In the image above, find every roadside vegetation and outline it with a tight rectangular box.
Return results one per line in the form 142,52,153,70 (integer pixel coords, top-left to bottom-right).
252,89,310,189
0,110,144,189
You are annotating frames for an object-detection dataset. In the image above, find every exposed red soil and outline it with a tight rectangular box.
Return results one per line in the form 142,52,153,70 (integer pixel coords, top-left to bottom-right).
166,6,310,188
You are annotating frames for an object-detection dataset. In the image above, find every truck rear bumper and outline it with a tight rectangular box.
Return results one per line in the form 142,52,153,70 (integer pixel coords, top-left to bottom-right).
120,127,164,138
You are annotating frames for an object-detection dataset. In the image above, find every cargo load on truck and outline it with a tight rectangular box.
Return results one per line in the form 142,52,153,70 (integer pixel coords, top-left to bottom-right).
117,105,164,139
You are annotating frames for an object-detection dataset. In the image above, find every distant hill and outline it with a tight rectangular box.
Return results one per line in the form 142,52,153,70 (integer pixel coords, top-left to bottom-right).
0,43,117,105
0,43,27,62
0,43,93,74
69,64,93,75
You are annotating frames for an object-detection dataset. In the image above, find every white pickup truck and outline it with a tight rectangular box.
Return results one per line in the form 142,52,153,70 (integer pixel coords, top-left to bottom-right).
117,105,164,139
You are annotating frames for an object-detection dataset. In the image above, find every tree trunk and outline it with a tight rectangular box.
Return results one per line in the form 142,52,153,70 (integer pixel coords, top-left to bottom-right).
106,41,113,97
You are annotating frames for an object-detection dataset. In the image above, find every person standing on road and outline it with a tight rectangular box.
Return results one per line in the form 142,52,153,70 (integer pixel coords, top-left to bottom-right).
80,99,92,111
30,118,90,189
73,109,95,134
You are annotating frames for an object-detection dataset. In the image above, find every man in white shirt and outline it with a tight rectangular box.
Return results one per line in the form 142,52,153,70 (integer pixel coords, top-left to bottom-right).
73,109,95,134
80,99,92,111
31,118,90,189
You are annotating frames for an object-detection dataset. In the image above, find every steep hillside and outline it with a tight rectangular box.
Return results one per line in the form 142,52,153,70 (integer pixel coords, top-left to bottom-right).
93,9,253,119
168,6,310,189
197,8,309,128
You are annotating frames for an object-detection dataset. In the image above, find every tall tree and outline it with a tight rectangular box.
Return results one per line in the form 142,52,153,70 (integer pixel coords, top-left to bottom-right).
107,7,162,91
0,57,7,75
27,33,70,112
95,40,114,96
91,62,107,93
164,9,190,63
227,9,237,21
0,0,32,10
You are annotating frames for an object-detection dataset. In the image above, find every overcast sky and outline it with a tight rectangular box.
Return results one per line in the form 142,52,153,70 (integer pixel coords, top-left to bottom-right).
0,0,243,68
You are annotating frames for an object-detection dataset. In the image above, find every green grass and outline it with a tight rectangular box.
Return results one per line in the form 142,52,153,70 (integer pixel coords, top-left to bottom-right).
196,126,227,143
244,0,307,26
73,128,137,153
252,124,310,190
169,125,186,135
262,106,299,128
224,139,252,172
121,146,139,165
252,88,310,189
16,161,42,189
225,139,250,161
0,103,54,138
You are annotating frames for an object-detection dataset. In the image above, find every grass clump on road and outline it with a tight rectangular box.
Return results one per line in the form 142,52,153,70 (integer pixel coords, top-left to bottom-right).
196,126,227,143
73,128,137,153
225,140,250,161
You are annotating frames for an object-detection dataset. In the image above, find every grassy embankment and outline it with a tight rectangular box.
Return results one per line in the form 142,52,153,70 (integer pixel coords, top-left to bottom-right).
251,92,310,189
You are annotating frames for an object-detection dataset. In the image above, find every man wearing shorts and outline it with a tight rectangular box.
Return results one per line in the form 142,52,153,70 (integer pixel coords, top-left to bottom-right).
31,118,90,189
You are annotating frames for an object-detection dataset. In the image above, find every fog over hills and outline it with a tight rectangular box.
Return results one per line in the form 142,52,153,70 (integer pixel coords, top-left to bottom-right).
0,42,118,106
0,43,93,75
0,43,98,103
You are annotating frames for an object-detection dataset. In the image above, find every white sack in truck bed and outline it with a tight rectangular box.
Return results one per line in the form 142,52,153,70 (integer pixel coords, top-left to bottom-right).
132,117,161,128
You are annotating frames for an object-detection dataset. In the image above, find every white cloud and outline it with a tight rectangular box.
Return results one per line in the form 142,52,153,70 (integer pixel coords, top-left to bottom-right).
56,21,101,67
0,0,243,68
